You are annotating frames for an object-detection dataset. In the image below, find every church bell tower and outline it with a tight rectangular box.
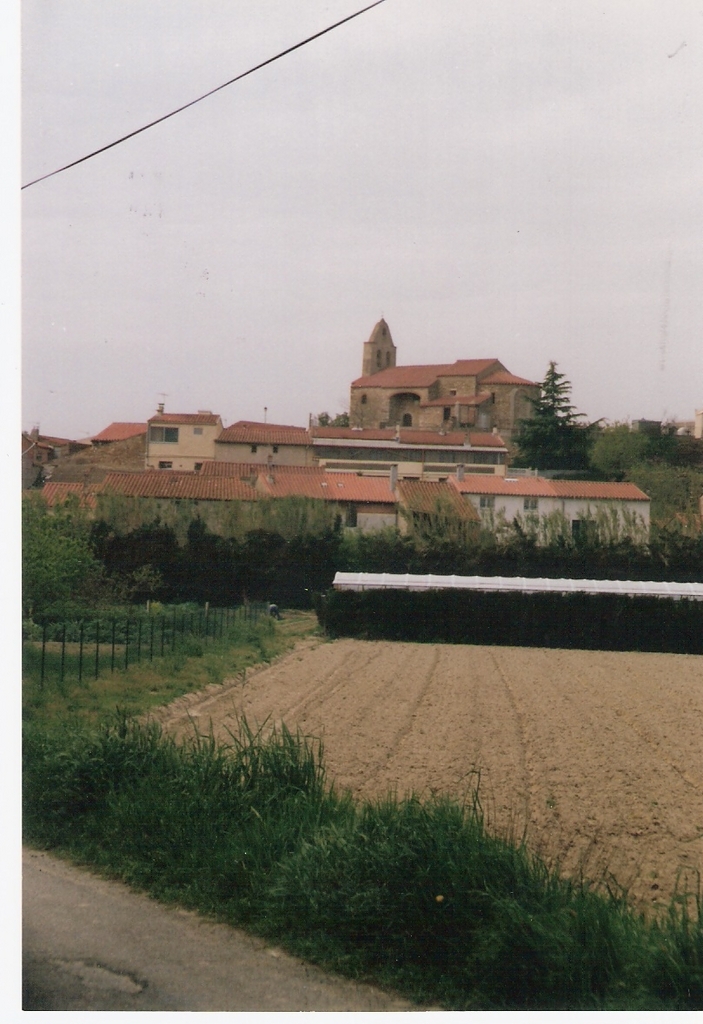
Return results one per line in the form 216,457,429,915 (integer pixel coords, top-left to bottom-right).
362,318,397,377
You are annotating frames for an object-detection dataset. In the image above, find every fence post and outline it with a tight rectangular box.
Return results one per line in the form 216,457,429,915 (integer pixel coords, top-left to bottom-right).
40,622,46,689
60,623,66,683
95,619,100,680
78,621,84,684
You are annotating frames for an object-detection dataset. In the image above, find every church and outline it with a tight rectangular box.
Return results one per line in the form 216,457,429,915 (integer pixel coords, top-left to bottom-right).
349,319,539,442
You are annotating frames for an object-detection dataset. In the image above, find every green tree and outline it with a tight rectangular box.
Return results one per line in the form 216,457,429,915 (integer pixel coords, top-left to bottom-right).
22,494,103,616
513,362,593,470
590,423,651,479
317,411,349,427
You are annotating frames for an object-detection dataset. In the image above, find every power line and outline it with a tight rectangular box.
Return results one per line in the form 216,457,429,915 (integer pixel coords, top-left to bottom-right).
22,0,388,190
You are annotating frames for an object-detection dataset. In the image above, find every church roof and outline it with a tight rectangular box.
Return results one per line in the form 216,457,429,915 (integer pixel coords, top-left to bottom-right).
480,369,538,386
351,359,502,389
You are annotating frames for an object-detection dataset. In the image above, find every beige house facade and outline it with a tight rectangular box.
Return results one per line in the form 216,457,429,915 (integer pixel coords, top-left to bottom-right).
215,422,311,467
145,409,223,471
350,319,539,441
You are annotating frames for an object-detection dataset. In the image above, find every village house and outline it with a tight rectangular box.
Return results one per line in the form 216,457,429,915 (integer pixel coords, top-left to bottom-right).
394,478,481,537
145,406,223,471
450,473,650,540
214,421,312,467
255,466,398,530
310,425,508,479
349,319,539,441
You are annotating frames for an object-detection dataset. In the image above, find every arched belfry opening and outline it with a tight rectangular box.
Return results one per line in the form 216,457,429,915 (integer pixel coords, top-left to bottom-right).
362,318,397,377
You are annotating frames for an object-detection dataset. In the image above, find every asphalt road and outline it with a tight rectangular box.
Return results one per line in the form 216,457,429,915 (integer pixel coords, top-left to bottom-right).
23,847,412,1011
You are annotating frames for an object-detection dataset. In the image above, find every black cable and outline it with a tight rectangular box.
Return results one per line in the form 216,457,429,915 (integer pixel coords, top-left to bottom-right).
22,0,387,190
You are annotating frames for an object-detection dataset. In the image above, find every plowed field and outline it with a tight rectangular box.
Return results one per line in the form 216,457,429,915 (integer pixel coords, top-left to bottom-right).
152,638,703,910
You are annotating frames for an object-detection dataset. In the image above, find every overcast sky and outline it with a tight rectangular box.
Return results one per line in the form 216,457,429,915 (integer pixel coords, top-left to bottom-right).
21,0,703,440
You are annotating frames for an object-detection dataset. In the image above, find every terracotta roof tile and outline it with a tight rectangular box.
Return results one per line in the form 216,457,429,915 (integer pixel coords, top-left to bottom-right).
217,421,310,445
450,476,650,501
257,469,396,504
92,422,147,442
480,370,538,386
40,482,97,508
549,480,650,501
199,461,260,477
467,432,507,448
148,413,222,426
352,359,502,389
397,479,481,521
98,471,257,501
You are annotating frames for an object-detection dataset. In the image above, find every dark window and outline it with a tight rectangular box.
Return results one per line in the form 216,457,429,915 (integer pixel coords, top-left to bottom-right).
158,461,173,469
479,495,495,509
272,445,279,453
376,349,381,366
193,427,203,435
345,506,358,527
443,407,451,421
402,413,412,427
386,352,391,366
150,426,179,443
194,462,203,472
361,394,367,405
251,445,258,453
524,497,538,511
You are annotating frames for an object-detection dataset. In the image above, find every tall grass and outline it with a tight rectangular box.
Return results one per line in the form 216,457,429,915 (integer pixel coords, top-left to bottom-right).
23,715,703,1010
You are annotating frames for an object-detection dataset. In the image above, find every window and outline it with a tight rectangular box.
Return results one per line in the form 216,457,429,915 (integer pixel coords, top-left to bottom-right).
443,407,451,421
361,394,367,405
194,463,203,472
150,426,179,443
449,389,457,396
193,427,203,435
272,445,279,453
158,461,173,469
402,413,412,427
250,444,258,453
386,352,391,366
479,495,495,509
345,506,358,527
376,349,381,367
523,498,538,511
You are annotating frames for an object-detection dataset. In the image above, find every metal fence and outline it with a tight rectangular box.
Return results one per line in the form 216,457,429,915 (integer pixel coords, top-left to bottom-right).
24,603,266,688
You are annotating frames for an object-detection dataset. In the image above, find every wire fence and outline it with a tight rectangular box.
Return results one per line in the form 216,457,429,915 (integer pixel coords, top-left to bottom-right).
23,603,267,688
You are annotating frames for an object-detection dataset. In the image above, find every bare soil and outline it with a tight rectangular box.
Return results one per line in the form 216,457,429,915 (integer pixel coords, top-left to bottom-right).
151,638,703,910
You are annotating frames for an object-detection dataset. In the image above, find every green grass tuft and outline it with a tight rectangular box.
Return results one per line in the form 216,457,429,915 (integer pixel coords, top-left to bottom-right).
23,713,703,1010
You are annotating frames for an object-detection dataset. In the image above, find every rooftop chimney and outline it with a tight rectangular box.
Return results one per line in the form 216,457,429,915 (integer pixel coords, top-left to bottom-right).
389,464,398,492
457,464,465,482
157,402,165,414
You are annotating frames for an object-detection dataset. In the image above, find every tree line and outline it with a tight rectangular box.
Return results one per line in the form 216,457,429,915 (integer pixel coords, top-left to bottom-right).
23,490,703,621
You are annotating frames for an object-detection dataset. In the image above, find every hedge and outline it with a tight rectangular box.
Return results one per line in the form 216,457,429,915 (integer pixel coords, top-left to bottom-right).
317,588,703,654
